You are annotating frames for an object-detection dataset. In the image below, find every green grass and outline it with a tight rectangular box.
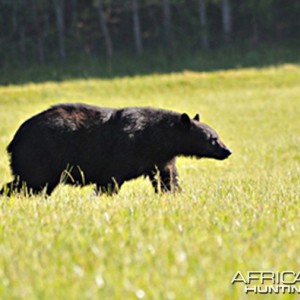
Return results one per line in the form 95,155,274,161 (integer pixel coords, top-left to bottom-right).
0,64,299,299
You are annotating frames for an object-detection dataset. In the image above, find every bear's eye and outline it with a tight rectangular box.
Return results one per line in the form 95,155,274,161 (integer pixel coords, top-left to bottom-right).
211,138,218,146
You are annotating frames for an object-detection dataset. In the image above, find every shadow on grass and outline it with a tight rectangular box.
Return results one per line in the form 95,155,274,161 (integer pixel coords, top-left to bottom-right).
1,44,300,85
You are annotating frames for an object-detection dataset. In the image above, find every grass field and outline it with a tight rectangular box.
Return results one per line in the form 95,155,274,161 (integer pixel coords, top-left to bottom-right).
0,64,299,299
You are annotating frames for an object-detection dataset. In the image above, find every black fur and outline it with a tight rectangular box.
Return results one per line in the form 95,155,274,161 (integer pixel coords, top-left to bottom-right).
1,103,231,196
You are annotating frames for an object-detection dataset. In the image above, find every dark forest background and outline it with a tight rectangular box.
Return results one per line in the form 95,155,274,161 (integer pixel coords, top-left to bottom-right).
0,0,299,79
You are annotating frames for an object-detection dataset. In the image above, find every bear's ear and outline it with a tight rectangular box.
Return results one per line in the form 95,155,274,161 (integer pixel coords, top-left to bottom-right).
193,113,200,122
181,113,191,129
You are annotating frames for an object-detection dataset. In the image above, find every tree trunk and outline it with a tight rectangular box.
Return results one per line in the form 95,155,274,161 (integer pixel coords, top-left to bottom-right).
11,3,20,64
32,0,45,64
95,0,113,58
132,0,143,55
53,0,66,61
19,25,27,65
252,16,259,46
199,0,209,49
162,0,172,47
221,0,232,44
71,0,78,31
12,4,18,35
36,28,45,64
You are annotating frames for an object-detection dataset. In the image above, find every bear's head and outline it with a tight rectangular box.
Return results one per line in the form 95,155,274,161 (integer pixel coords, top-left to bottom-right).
179,113,231,160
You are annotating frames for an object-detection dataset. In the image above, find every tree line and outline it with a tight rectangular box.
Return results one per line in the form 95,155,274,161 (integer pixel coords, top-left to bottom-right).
0,0,299,66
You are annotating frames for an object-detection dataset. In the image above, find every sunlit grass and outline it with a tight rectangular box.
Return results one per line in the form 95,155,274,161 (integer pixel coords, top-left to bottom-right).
0,65,299,299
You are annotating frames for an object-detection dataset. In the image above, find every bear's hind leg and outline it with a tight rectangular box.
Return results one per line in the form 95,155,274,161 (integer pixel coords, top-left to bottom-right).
0,178,38,196
0,177,57,197
95,180,123,196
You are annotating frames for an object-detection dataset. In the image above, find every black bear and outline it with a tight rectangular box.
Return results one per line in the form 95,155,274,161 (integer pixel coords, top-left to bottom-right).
1,103,231,196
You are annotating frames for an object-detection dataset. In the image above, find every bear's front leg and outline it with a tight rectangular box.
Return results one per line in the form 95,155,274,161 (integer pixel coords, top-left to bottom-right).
149,158,180,193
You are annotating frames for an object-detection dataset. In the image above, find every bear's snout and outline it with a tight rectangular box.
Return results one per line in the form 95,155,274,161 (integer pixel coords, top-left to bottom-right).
220,147,232,160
